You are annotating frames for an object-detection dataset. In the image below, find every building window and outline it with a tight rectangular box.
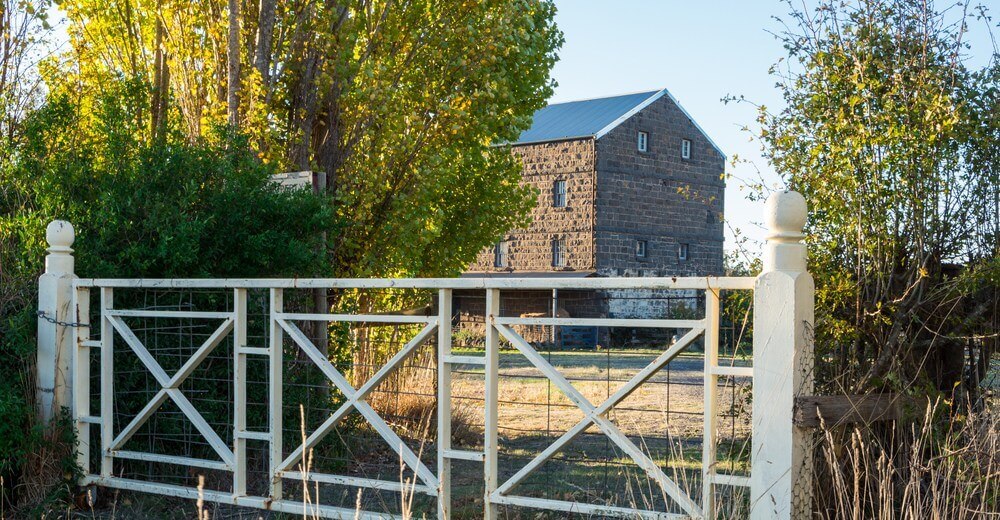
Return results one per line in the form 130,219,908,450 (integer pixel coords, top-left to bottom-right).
678,243,689,261
637,131,648,152
681,139,692,160
553,180,567,207
493,240,509,268
636,240,648,259
552,238,567,267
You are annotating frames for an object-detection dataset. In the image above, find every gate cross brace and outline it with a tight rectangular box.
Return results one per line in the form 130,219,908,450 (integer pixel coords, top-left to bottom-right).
274,319,440,491
107,315,236,467
492,323,705,519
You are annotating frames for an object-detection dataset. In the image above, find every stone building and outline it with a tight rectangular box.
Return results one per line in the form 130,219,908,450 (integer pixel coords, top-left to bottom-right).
462,89,727,347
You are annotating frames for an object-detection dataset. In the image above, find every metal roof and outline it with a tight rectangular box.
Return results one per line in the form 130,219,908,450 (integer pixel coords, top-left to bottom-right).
514,90,661,145
512,88,726,158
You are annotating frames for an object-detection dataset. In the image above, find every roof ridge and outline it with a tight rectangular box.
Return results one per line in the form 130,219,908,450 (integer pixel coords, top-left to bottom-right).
545,89,661,107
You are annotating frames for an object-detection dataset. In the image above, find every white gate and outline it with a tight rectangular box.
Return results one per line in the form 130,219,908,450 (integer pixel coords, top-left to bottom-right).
37,191,815,519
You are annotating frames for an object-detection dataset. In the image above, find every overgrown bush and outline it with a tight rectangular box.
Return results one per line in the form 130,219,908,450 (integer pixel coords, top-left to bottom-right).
0,80,333,512
733,0,999,516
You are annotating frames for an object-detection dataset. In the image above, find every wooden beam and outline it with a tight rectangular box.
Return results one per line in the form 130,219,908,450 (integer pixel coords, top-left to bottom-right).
794,393,917,428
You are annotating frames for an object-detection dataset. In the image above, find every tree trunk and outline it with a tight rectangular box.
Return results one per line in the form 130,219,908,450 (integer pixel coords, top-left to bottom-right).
253,0,276,90
151,5,168,140
227,0,240,127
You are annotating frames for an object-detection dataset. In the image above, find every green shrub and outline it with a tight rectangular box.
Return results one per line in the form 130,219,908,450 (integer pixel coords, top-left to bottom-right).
0,79,334,511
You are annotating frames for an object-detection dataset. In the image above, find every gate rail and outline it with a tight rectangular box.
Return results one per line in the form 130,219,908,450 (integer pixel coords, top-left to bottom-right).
37,191,815,519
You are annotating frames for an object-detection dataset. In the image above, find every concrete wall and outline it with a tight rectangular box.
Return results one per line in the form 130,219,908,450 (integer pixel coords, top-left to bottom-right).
468,139,597,273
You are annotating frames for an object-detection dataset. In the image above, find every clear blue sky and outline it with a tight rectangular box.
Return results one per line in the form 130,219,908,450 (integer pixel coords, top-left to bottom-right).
548,0,997,256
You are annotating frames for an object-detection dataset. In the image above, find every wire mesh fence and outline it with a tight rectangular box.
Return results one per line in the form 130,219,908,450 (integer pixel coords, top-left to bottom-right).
79,283,754,519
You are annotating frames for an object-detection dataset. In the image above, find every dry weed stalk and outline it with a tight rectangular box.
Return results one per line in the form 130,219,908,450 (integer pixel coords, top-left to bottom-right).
816,397,1000,519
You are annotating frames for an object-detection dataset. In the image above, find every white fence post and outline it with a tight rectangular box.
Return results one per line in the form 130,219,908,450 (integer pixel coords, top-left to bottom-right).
37,220,77,425
750,191,814,520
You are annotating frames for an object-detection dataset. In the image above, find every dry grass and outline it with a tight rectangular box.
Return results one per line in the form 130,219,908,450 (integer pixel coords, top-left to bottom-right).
450,350,751,441
814,397,1000,519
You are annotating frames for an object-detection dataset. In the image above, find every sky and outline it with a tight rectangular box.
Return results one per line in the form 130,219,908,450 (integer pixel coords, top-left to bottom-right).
547,0,998,256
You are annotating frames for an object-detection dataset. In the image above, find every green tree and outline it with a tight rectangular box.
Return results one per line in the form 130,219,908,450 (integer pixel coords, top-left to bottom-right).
50,0,563,278
749,0,998,395
0,82,331,500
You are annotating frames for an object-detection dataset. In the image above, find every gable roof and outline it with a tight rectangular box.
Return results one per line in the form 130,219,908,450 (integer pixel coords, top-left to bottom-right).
515,90,660,145
513,88,726,158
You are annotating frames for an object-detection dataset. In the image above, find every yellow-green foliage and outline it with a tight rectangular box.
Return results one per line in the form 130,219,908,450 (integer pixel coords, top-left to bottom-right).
49,0,564,278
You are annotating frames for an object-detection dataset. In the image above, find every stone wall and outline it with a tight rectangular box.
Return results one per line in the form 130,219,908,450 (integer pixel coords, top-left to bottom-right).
460,92,727,345
594,95,726,277
468,139,596,272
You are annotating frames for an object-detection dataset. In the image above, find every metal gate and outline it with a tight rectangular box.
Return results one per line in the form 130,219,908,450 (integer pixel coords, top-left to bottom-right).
39,192,813,520
67,277,759,519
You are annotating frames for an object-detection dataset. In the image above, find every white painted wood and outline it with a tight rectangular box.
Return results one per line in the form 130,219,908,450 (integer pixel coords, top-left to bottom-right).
235,430,271,441
702,289,721,517
109,389,169,450
494,324,703,517
268,288,284,500
82,475,402,520
112,450,231,471
750,190,814,520
282,471,436,496
437,289,453,520
276,319,439,490
52,232,812,520
73,286,91,477
166,388,235,466
106,316,234,452
278,312,435,323
442,354,486,365
494,316,705,329
277,320,437,471
105,309,233,319
710,473,750,487
37,220,77,425
167,318,234,388
275,402,355,473
494,326,704,496
233,288,248,496
237,346,269,355
274,320,436,473
483,288,500,520
100,287,113,478
491,494,688,520
75,276,755,291
711,365,752,377
107,315,171,386
442,449,484,462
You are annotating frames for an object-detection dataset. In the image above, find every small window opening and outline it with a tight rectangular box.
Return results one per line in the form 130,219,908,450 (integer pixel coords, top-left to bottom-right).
552,238,567,267
553,180,567,207
494,241,509,268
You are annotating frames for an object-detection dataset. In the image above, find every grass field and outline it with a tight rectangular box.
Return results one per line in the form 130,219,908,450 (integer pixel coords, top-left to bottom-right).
76,345,754,518
343,345,754,517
